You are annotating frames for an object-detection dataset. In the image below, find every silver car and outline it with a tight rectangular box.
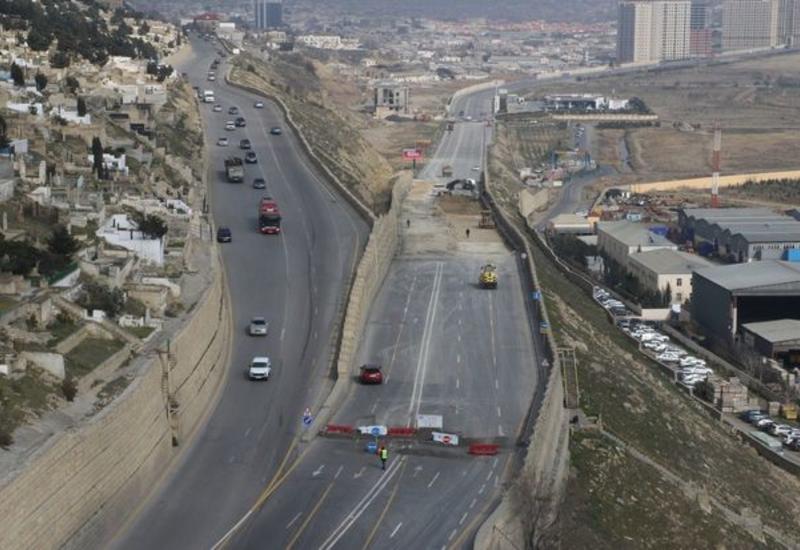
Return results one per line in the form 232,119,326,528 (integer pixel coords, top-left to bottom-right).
249,317,269,336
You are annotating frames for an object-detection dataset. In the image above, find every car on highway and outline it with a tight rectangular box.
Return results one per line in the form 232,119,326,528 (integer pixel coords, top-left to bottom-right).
254,101,264,108
235,117,246,128
207,74,216,81
248,317,269,336
240,138,251,149
252,177,266,189
213,104,222,112
217,137,229,147
225,121,235,131
359,364,383,384
248,356,272,380
228,106,239,115
245,151,258,164
270,126,282,135
216,226,232,243
471,165,481,171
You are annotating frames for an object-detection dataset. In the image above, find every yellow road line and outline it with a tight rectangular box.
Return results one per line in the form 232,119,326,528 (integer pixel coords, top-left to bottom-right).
285,482,335,550
361,461,406,550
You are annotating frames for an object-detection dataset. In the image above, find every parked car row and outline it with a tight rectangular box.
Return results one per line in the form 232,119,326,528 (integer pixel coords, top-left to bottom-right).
592,288,632,317
740,410,800,451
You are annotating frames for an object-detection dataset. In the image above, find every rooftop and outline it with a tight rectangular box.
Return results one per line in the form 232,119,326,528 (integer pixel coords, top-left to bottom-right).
694,260,800,292
629,249,712,275
682,207,777,221
684,207,800,243
742,319,800,344
597,221,675,248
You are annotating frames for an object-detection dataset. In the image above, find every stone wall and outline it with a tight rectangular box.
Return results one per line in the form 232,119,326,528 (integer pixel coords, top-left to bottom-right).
306,172,412,438
0,252,231,550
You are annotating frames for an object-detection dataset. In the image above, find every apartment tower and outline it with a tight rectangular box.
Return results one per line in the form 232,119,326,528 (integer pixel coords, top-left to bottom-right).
617,0,692,63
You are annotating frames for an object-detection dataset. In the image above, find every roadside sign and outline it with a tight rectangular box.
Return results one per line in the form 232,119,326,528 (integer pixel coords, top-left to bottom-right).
402,148,423,160
540,321,550,334
302,407,313,427
432,431,459,446
357,425,388,436
531,290,542,301
416,414,443,429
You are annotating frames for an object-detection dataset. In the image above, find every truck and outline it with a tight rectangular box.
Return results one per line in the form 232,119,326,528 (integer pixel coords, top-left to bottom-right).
224,157,244,183
479,264,498,289
441,164,453,178
203,90,215,103
258,196,282,234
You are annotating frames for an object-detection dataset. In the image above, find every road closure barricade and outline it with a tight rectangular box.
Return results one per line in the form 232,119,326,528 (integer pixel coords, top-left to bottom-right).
468,443,500,456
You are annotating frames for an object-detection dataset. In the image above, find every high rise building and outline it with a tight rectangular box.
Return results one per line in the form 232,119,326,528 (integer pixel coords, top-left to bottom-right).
617,0,692,63
255,0,282,30
777,0,800,45
690,0,712,55
722,0,780,50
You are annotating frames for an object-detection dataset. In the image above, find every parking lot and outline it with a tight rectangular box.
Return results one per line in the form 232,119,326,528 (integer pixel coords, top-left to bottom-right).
593,286,800,462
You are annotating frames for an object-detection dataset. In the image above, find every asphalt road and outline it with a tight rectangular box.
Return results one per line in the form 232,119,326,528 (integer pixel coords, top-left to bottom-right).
111,37,368,549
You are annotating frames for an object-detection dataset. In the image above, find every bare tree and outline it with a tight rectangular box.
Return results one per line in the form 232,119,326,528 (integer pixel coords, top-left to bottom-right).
511,468,561,550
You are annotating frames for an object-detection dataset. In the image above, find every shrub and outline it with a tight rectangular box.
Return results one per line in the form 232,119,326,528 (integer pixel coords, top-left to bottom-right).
61,377,78,402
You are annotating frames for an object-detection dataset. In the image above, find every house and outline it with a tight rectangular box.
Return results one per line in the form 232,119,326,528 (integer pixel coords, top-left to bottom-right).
627,249,712,304
597,221,677,268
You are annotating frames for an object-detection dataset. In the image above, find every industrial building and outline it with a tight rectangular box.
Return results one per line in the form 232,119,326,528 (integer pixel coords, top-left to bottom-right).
679,207,800,262
692,261,800,341
543,94,630,112
373,82,410,116
627,248,712,304
617,0,692,63
597,221,677,268
742,319,800,365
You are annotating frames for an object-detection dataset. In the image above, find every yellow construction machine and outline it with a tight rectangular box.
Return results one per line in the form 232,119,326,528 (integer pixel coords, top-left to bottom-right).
479,264,498,289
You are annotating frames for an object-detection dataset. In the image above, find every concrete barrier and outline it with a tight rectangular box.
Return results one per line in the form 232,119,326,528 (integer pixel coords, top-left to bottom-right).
0,250,231,550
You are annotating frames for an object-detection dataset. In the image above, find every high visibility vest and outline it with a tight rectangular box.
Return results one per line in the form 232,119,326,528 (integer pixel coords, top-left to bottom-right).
380,448,388,460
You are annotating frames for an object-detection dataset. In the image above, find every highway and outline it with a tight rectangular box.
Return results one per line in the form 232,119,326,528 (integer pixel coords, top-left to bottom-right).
112,36,369,549
224,70,541,549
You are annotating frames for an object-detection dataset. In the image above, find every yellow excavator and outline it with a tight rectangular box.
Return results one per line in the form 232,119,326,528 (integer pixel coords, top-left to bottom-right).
479,264,498,289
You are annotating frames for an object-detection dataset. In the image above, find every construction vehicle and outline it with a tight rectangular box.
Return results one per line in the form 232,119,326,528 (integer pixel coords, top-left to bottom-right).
225,157,244,183
441,164,453,178
479,264,497,289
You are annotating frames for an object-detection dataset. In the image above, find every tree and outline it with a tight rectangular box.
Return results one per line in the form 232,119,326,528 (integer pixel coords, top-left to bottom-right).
50,51,70,68
139,21,150,35
136,214,168,239
78,282,125,318
34,72,47,92
47,225,79,257
26,27,52,51
77,97,87,117
10,63,24,87
663,283,672,307
91,137,104,176
65,76,80,94
0,116,8,149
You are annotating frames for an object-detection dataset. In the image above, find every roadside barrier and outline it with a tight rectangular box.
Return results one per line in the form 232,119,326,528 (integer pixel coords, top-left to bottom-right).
387,427,417,437
468,443,500,456
325,424,354,434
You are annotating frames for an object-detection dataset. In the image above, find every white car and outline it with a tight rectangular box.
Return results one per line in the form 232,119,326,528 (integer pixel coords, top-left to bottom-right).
680,357,706,368
213,104,222,112
643,341,666,352
217,137,228,147
248,356,272,380
249,317,269,336
770,424,794,437
664,346,687,356
657,352,681,363
254,101,264,108
225,121,236,131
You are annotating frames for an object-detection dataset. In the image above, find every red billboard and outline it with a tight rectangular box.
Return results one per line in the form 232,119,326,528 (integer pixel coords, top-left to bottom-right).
402,148,422,160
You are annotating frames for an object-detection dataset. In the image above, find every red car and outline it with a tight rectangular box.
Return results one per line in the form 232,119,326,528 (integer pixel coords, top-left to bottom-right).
359,364,383,385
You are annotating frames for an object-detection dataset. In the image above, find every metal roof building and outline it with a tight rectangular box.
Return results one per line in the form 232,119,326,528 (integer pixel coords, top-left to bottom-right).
692,261,800,342
679,207,800,262
742,319,800,362
597,221,677,268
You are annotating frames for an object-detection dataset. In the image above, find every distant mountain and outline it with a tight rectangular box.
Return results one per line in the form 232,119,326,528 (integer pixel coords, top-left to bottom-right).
0,0,161,66
296,0,616,23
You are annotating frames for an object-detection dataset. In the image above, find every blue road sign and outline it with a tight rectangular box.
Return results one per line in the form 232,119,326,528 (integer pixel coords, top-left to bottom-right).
371,426,382,437
366,441,378,454
532,291,542,301
303,415,313,426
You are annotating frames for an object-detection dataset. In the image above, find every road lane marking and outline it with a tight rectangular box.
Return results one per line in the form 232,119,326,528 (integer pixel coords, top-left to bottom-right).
244,427,252,438
370,402,378,414
334,465,343,480
448,529,457,542
469,498,477,510
486,470,493,482
456,354,461,364
408,263,443,423
492,457,499,469
390,522,403,538
496,406,502,418
286,482,334,550
495,378,499,389
384,270,419,384
457,334,461,342
478,483,486,495
281,327,286,341
459,512,468,526
456,378,460,389
427,471,440,488
353,466,366,479
312,465,325,477
362,469,404,550
286,512,302,529
320,457,406,550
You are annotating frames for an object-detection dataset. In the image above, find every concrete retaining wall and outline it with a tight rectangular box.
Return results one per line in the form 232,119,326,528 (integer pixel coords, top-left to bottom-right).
630,169,800,193
0,251,231,550
307,173,412,438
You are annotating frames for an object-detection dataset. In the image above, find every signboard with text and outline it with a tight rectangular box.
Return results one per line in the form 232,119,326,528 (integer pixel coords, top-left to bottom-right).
402,148,423,160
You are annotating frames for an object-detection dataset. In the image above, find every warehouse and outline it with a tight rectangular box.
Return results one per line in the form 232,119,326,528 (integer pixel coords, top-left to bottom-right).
628,249,712,304
597,221,677,268
692,261,800,342
742,319,800,367
679,207,800,262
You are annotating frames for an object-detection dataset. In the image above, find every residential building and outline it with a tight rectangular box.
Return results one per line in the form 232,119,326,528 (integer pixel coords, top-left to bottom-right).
617,0,692,63
255,0,282,30
543,94,630,111
690,0,713,55
627,248,712,304
373,82,409,115
679,207,800,262
722,0,781,50
597,221,678,268
692,261,800,341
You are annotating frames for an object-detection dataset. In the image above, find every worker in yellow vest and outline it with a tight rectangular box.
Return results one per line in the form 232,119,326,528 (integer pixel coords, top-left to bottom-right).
379,445,388,471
